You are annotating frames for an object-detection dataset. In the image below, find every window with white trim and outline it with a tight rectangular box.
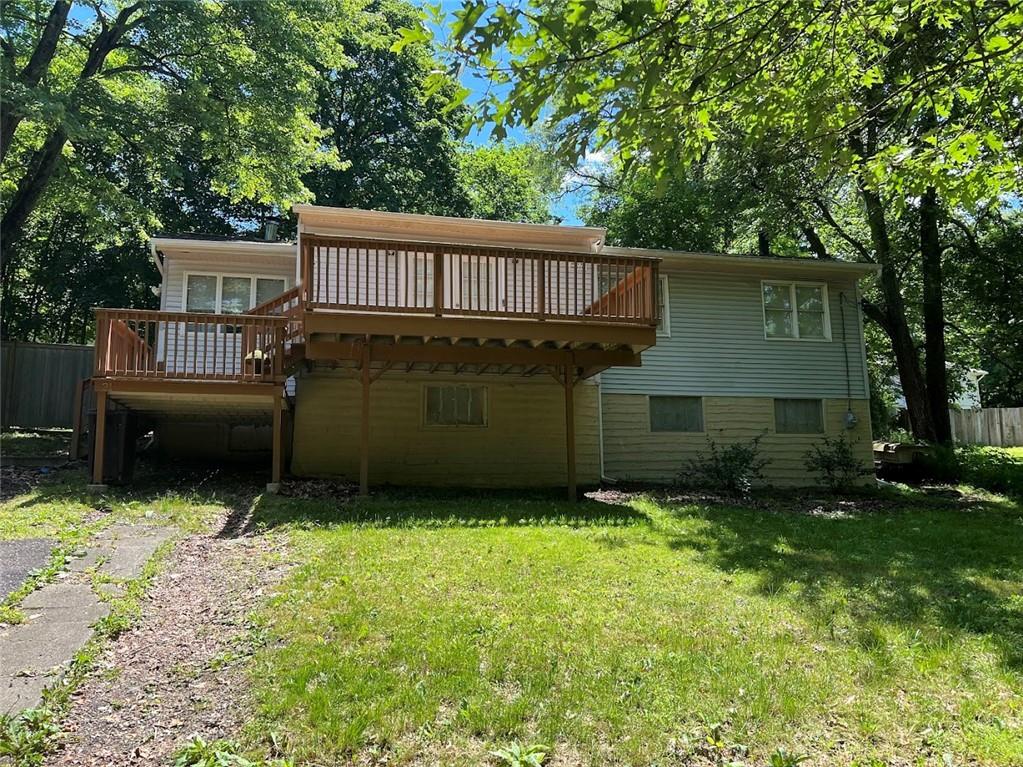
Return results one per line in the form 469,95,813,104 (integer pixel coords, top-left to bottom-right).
184,274,286,315
762,281,830,340
424,385,487,426
774,398,824,433
657,275,671,336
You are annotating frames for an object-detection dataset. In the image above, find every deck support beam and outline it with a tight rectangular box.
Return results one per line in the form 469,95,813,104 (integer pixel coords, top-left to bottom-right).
90,389,108,491
269,391,283,491
564,361,576,502
360,344,371,496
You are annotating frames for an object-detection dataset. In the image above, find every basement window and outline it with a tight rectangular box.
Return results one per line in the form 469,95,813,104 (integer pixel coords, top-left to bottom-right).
774,398,824,434
649,396,703,432
424,385,487,427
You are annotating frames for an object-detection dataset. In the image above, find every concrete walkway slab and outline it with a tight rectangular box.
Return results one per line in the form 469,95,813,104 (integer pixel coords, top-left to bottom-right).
0,538,54,600
0,523,174,714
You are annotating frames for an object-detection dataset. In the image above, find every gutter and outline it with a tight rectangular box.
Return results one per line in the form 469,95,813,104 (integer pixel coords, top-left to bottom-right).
149,240,164,277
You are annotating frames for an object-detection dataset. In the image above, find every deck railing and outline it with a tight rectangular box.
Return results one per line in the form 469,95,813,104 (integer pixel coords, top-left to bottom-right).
94,309,288,382
301,236,660,326
247,285,303,344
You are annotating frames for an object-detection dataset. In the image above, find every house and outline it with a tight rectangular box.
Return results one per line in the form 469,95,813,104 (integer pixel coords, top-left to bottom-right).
87,205,878,495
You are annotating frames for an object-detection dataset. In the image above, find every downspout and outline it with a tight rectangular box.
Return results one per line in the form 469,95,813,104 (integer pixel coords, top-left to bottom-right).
149,240,164,277
596,373,608,483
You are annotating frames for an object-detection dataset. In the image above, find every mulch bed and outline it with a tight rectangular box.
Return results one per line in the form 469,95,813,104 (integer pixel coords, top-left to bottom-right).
45,515,293,766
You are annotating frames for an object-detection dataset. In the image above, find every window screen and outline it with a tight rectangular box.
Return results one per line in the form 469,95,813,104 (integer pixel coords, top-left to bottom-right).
763,282,829,339
649,396,703,432
185,275,217,313
256,278,286,307
425,385,487,426
221,276,252,315
774,399,824,433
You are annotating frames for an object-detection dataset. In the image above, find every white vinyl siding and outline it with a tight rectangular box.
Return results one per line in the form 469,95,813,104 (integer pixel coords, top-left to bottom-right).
774,398,824,433
601,270,867,399
649,396,703,432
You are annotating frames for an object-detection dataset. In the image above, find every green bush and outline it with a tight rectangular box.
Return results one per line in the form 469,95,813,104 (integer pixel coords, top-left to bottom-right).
677,435,770,496
956,446,1023,497
804,435,869,491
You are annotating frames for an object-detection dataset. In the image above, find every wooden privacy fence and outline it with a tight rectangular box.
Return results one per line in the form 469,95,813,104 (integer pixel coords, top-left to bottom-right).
950,407,1023,447
1,341,94,429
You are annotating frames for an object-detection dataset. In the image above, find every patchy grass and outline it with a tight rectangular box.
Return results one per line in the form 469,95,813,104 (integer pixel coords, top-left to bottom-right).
249,487,1023,766
0,428,70,457
0,463,260,622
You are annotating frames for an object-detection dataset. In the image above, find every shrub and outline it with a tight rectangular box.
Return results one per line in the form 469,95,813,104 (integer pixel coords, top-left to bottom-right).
804,435,869,491
956,446,1023,497
677,435,770,496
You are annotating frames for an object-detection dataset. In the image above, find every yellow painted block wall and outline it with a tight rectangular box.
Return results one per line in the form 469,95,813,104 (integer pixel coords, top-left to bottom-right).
602,394,873,487
291,373,600,487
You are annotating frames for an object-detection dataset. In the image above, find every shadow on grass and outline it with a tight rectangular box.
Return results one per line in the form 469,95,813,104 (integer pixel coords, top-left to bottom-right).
658,495,1023,669
8,458,265,532
246,486,648,534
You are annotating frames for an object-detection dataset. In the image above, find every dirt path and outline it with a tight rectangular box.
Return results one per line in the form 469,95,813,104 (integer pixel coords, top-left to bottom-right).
45,516,291,766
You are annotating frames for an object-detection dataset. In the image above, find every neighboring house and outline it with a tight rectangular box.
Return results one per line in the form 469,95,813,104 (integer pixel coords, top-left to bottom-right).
892,366,988,412
88,205,878,494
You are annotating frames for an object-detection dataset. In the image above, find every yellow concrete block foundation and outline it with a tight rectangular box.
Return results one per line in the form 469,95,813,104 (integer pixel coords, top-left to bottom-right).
601,394,873,487
291,373,600,487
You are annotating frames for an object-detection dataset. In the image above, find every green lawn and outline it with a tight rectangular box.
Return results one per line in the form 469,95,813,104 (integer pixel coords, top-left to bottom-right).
1,428,71,457
248,487,1023,766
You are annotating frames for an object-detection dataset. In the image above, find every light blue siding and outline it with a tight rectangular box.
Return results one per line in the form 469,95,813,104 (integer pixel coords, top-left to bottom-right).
602,269,869,398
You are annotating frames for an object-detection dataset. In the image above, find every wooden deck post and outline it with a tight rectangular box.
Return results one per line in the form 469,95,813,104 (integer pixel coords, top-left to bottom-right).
360,345,371,495
90,389,107,490
564,361,576,502
270,391,283,491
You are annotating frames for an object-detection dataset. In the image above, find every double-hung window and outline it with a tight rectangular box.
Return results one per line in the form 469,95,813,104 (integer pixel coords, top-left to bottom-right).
762,282,830,340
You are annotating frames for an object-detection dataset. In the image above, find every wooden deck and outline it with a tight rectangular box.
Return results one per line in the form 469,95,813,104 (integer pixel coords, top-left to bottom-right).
88,236,662,497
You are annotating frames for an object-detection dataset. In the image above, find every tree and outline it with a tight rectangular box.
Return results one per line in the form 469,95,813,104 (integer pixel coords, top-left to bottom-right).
458,142,559,223
426,0,1023,444
306,0,470,217
1,0,352,264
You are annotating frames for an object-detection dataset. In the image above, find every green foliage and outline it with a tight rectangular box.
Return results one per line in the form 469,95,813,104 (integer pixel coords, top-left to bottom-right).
677,434,770,496
768,747,810,767
458,143,560,223
0,708,62,766
173,736,292,767
489,742,550,767
956,446,1023,498
439,1,1022,208
804,435,869,492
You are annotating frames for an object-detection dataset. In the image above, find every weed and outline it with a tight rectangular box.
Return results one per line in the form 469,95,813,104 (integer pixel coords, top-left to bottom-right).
173,735,293,767
0,708,62,766
489,742,550,767
768,747,810,767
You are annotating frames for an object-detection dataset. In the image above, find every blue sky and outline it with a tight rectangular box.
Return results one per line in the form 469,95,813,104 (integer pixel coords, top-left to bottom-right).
432,1,594,225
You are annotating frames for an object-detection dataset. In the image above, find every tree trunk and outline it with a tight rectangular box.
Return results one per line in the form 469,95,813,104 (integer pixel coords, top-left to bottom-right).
0,127,68,262
758,228,770,258
0,1,72,163
859,183,936,442
0,4,140,260
920,186,953,444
